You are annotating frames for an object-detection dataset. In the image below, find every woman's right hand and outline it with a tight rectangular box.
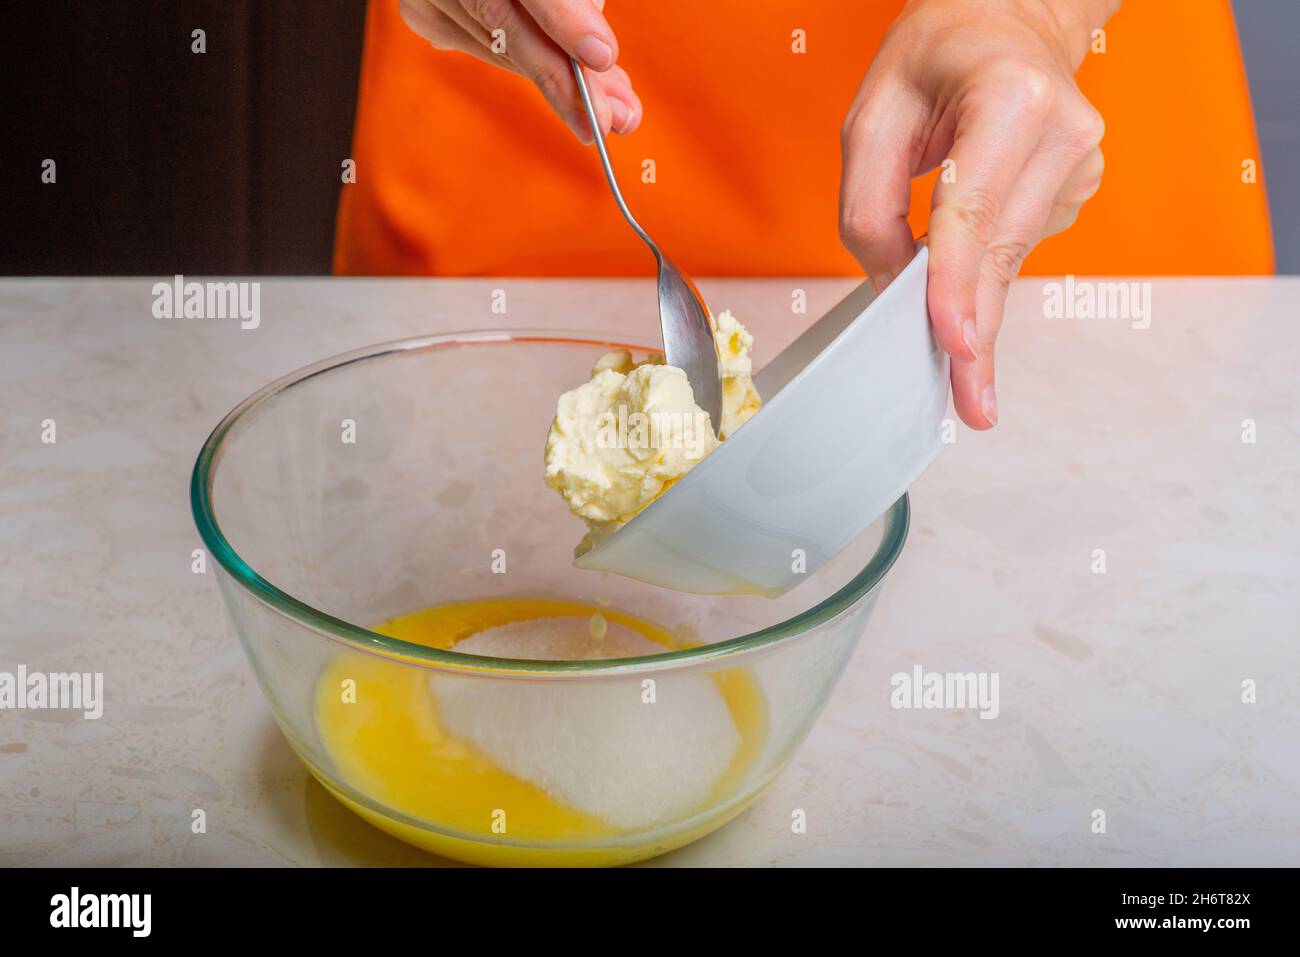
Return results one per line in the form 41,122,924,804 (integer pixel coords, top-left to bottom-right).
399,0,641,143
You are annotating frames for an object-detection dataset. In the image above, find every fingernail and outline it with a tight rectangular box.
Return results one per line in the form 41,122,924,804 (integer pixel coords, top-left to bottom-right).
608,97,630,132
980,384,998,426
961,319,979,362
576,34,614,70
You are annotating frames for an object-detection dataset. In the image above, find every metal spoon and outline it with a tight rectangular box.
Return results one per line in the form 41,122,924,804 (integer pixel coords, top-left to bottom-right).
569,57,722,434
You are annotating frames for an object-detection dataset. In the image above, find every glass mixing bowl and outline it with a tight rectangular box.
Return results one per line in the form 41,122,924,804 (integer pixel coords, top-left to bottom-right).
191,330,908,866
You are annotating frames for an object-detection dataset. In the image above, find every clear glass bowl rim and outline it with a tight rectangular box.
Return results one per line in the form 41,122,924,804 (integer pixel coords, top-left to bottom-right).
190,329,910,676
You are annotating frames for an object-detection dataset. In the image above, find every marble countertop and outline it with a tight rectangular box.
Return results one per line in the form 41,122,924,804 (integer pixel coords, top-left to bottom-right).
1,275,1297,867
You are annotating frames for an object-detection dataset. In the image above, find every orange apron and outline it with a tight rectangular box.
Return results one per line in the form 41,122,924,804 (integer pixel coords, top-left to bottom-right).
335,0,1273,276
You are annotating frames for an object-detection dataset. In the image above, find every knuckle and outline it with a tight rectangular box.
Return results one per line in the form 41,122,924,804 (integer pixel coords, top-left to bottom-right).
1047,202,1081,236
1074,149,1105,201
839,111,858,149
1084,145,1105,177
838,209,884,250
1071,179,1100,207
981,58,1056,119
950,186,1002,241
465,0,512,33
839,99,874,150
532,62,570,106
1063,104,1106,152
839,80,900,149
982,237,1033,287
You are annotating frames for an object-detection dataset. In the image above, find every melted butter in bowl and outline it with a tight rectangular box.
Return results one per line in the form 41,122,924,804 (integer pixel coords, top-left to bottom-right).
312,598,767,866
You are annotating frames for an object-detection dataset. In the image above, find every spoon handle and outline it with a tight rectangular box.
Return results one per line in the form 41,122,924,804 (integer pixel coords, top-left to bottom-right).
570,57,657,256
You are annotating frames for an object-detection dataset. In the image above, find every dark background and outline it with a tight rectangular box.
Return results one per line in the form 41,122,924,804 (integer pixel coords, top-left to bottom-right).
1,1,1295,276
1,1,366,276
